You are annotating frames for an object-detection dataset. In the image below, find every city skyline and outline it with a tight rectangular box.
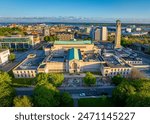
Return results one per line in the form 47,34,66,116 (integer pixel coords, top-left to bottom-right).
0,0,150,19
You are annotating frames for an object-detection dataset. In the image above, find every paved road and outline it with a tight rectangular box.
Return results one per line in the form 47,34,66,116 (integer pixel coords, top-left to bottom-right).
15,87,34,96
15,86,115,97
73,99,78,107
15,86,115,107
59,86,115,96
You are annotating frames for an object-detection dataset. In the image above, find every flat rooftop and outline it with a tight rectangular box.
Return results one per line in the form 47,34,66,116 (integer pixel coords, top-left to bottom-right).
47,55,66,62
83,53,101,62
16,57,44,70
103,55,130,68
54,40,92,45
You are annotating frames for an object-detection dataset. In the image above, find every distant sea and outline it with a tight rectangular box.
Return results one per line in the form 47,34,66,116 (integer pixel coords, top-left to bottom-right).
0,22,150,27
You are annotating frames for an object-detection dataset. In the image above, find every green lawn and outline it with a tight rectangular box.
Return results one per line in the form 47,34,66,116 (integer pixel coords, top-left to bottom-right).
11,78,35,87
78,97,114,107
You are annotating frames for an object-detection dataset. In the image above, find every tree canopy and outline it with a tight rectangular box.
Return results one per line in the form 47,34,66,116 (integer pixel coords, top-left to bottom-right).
60,92,73,107
9,53,16,62
35,73,64,87
112,81,136,106
83,72,96,86
0,71,15,107
112,74,124,85
13,96,32,107
112,79,150,107
0,27,24,36
126,91,150,107
33,83,60,107
0,71,12,85
44,35,59,42
48,73,64,87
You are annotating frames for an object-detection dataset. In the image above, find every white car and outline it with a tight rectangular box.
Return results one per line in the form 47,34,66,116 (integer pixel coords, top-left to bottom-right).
79,93,86,97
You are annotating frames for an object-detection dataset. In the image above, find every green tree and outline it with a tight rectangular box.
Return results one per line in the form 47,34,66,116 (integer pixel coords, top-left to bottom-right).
0,27,24,36
60,92,73,107
35,73,64,87
0,71,15,107
112,79,150,107
0,83,15,107
13,96,32,107
83,72,96,86
35,73,49,86
126,91,150,107
33,83,60,107
44,35,59,42
0,71,12,85
112,81,136,106
112,74,124,85
121,38,133,47
48,73,64,87
9,53,16,62
130,79,150,92
44,36,50,42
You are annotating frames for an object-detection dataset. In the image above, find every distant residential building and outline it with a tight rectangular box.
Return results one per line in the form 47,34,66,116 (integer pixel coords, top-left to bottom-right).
94,29,101,41
101,27,108,41
136,28,142,32
0,35,36,49
131,32,148,36
125,28,132,33
90,26,95,40
43,27,50,36
0,49,10,65
86,27,91,34
56,32,74,41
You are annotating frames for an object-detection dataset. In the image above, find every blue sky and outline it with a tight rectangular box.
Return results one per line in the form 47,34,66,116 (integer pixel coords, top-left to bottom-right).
0,0,150,18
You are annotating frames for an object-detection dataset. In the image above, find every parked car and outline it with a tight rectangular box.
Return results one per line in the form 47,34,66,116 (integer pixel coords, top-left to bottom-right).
79,93,86,97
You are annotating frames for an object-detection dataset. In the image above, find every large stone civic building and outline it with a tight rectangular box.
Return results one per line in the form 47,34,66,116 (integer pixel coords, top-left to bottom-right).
13,20,145,78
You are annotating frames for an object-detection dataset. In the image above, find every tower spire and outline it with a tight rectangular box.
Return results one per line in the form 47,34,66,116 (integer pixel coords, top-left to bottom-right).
114,20,121,49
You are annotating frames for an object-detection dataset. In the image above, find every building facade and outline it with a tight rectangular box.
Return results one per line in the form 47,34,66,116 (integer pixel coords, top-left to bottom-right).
43,27,50,36
100,55,132,77
101,27,108,41
94,29,101,41
56,32,74,41
0,49,10,65
0,35,36,49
